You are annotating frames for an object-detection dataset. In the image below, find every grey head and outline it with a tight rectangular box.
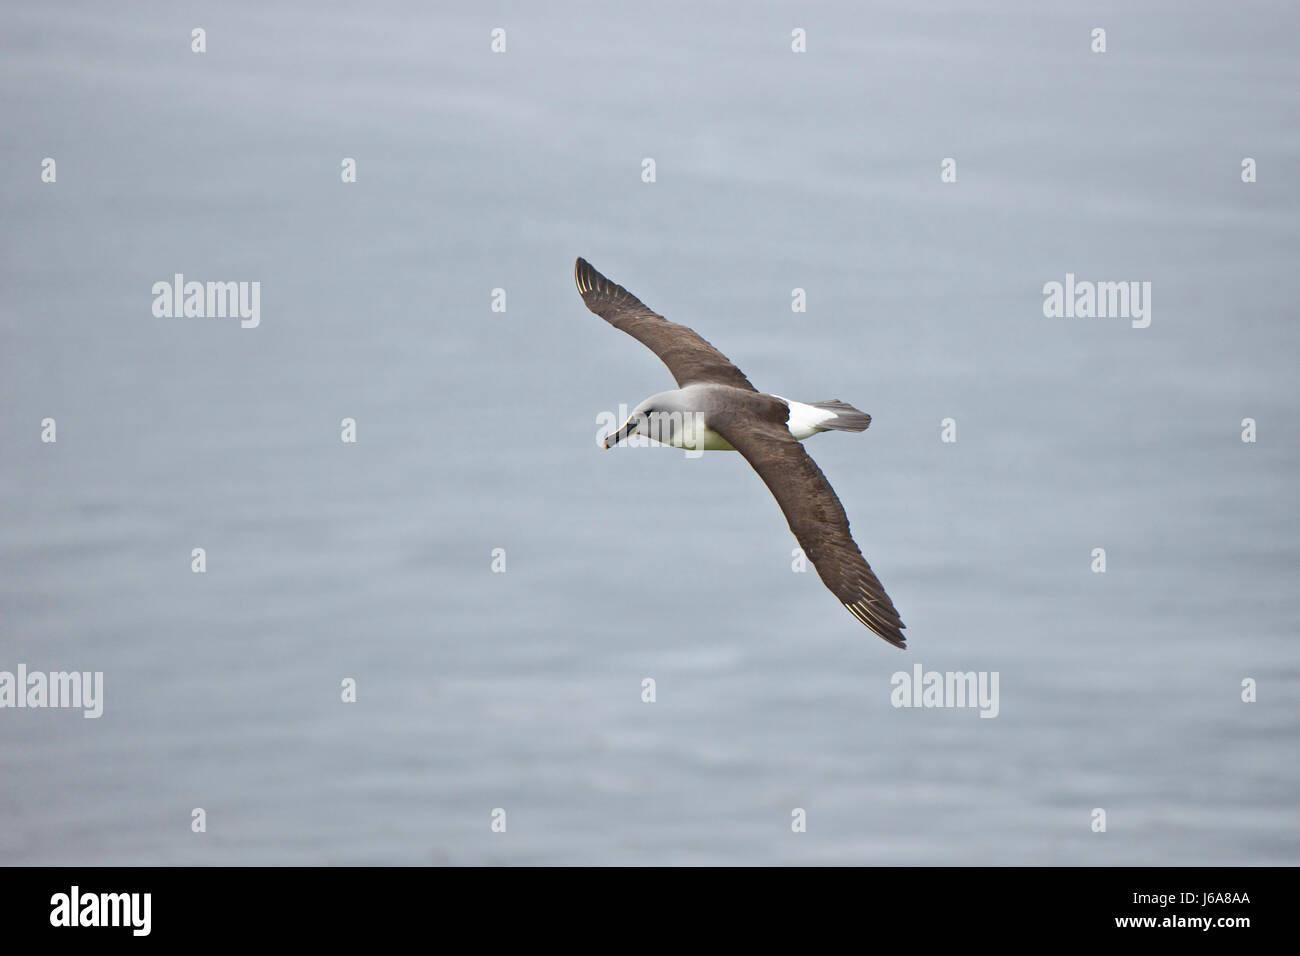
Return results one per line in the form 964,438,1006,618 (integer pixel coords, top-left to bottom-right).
603,388,706,449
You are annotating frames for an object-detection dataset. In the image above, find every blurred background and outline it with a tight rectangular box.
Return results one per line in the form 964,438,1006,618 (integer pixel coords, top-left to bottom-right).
1,0,1297,865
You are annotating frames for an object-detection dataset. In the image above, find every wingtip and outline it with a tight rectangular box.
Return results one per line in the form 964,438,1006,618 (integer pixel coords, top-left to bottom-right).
845,600,907,648
879,623,907,649
575,256,597,294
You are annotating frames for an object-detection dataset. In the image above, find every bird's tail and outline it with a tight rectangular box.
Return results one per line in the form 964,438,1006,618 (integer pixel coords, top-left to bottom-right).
809,400,871,432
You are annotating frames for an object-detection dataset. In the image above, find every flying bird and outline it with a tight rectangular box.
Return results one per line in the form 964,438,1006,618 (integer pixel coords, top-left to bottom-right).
575,257,906,648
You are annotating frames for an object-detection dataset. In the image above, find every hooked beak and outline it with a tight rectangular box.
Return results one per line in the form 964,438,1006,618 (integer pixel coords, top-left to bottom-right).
603,416,638,449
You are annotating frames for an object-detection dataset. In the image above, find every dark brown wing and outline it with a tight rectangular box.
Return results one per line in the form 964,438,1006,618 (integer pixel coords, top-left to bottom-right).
575,257,757,392
709,396,907,647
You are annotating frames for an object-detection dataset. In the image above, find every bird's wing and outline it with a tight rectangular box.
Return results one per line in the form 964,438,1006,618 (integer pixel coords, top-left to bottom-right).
575,257,757,392
708,395,907,647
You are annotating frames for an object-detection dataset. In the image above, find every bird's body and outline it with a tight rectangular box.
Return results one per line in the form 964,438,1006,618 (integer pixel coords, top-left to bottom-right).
575,257,907,648
616,385,869,451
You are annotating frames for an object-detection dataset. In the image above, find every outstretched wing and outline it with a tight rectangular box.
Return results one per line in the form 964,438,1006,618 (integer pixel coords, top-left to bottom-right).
709,396,907,647
575,257,757,392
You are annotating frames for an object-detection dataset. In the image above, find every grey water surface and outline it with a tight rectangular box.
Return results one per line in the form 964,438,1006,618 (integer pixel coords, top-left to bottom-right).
1,0,1297,865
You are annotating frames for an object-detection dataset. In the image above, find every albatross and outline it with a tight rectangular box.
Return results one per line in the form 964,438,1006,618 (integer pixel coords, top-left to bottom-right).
575,257,907,648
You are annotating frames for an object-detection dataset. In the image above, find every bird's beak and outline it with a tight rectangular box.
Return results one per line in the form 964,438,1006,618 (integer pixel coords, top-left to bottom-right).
603,417,638,449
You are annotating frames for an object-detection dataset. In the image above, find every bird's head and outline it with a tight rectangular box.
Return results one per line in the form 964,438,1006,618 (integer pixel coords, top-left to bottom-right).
603,401,655,449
